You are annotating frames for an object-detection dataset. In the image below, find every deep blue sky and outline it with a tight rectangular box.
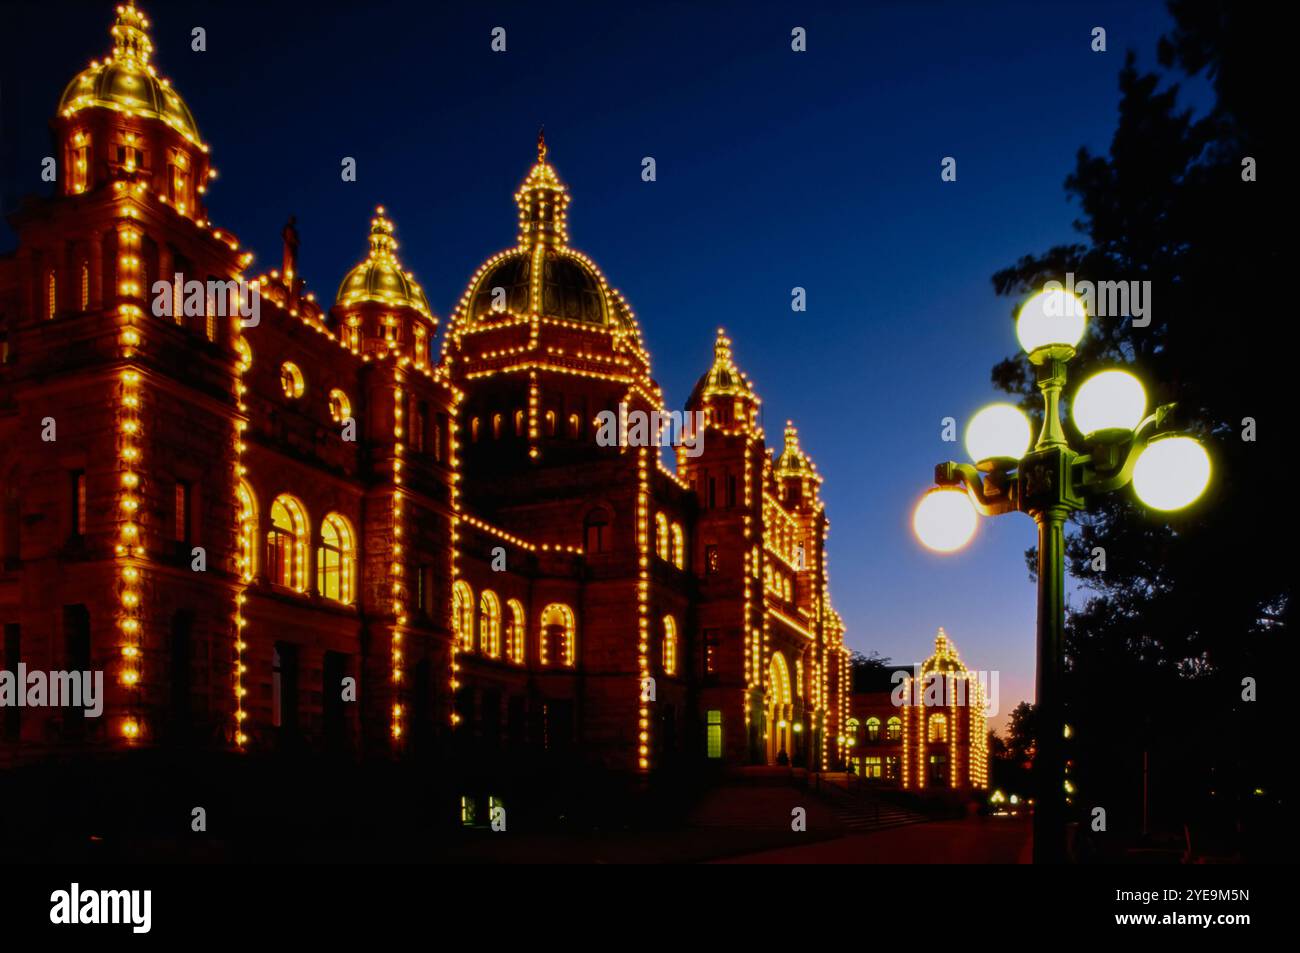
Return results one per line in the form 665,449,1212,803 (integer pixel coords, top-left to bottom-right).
4,1,1211,727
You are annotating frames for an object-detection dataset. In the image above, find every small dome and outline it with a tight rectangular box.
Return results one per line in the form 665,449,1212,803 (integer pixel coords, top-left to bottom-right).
920,628,968,675
775,421,820,481
57,5,203,147
336,206,433,319
689,328,758,406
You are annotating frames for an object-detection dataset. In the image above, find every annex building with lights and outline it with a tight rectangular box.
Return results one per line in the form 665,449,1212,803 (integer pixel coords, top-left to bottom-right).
0,5,850,786
846,629,989,791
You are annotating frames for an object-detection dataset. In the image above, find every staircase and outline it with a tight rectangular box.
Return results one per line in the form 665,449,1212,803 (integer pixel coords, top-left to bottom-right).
816,775,928,833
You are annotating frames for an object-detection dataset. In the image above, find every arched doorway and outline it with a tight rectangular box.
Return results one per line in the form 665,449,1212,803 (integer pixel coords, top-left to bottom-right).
766,651,792,764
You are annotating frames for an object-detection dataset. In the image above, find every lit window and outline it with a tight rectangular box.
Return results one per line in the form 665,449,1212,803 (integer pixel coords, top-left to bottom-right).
280,362,304,399
80,262,90,310
506,599,526,665
317,513,355,604
46,271,56,319
470,417,481,442
706,710,723,759
655,513,669,561
887,716,901,741
671,523,685,569
479,590,501,657
540,603,575,667
328,389,351,423
863,756,882,779
662,616,677,675
267,495,308,591
544,410,556,436
846,717,859,743
452,581,474,652
928,713,947,743
513,409,525,435
866,717,881,742
567,412,580,438
70,132,89,194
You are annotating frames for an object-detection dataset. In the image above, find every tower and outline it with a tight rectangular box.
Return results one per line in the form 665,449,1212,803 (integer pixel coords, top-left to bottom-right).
0,3,249,753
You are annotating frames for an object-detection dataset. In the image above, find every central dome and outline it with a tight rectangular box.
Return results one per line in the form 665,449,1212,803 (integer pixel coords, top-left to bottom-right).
454,130,634,330
57,4,203,147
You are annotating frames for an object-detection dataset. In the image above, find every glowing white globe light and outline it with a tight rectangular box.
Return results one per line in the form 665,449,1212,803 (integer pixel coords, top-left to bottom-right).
912,487,979,553
1132,436,1210,511
1072,369,1147,436
965,403,1032,465
1016,289,1087,355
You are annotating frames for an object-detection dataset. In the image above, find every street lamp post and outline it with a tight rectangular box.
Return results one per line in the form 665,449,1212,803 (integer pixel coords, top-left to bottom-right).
912,289,1211,864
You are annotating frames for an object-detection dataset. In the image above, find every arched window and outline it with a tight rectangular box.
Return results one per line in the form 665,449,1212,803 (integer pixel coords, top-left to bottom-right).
544,410,557,436
513,409,525,435
80,261,90,310
671,523,685,569
846,717,860,743
46,271,56,319
452,581,474,652
540,603,575,668
267,495,308,591
866,717,881,742
584,508,611,553
662,616,677,675
280,362,304,399
506,599,526,664
492,413,503,439
236,480,257,581
567,412,581,438
655,513,669,561
328,389,351,423
928,713,948,743
470,417,481,442
479,590,501,657
887,715,902,741
317,513,355,604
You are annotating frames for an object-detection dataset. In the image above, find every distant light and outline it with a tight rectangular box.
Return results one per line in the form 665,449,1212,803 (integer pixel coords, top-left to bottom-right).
1132,436,1211,511
1073,369,1146,436
913,487,978,553
965,403,1032,465
1016,289,1087,355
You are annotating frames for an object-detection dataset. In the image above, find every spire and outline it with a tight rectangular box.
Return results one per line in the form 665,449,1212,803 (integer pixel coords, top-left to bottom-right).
110,4,154,66
516,129,569,247
368,205,398,260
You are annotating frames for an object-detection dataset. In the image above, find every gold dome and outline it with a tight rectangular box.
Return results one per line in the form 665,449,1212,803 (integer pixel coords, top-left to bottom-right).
920,628,968,676
57,4,204,148
776,421,821,481
457,129,634,329
336,206,433,319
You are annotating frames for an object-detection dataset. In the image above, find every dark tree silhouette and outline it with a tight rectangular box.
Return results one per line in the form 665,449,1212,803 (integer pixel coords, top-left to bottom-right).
989,1,1289,859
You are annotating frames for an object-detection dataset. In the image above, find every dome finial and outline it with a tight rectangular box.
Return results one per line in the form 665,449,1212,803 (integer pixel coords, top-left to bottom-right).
111,4,154,65
517,127,569,247
368,205,397,259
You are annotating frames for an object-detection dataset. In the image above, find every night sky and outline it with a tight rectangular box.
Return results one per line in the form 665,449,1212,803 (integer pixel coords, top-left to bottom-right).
2,0,1212,728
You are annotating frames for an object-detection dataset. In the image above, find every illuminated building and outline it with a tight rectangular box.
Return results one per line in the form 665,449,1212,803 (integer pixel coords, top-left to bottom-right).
0,5,848,775
847,629,988,790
